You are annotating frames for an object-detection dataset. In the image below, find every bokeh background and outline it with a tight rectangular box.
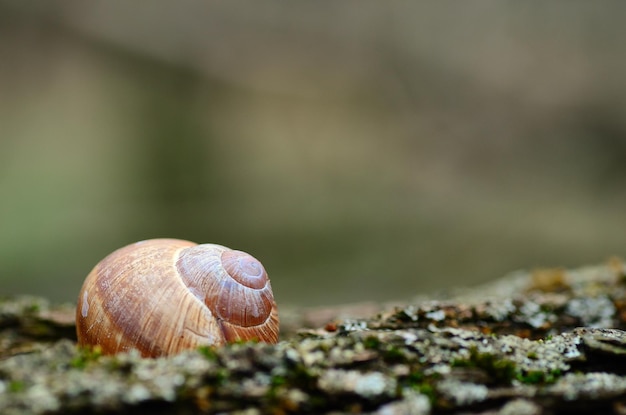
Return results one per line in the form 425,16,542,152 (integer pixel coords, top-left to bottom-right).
2,2,626,307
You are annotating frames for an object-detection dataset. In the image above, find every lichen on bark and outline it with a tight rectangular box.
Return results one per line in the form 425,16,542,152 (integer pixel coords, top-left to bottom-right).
2,259,626,414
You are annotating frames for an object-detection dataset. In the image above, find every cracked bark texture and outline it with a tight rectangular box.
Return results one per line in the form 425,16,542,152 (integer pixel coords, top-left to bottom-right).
2,259,626,414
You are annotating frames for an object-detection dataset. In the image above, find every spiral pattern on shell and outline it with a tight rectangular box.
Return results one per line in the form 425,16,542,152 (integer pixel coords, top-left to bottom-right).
76,239,279,357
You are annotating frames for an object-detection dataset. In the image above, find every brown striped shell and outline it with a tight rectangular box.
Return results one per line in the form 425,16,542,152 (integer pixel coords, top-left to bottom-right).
76,239,279,357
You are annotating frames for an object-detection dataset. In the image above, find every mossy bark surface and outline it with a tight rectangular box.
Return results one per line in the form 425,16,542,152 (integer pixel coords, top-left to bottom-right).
2,261,626,414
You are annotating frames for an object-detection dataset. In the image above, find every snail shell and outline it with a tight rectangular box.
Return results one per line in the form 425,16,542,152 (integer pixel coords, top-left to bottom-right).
76,238,279,357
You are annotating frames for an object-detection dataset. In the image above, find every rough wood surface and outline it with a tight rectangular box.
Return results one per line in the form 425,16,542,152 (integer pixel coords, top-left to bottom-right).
2,259,626,414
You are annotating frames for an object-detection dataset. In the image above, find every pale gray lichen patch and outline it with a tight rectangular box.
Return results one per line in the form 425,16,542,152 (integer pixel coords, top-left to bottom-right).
341,319,369,332
437,379,488,406
494,333,578,374
547,372,626,401
25,384,60,414
516,301,555,329
425,310,445,321
498,398,542,415
125,383,151,403
566,296,616,328
354,373,394,398
375,390,431,415
483,298,517,322
318,370,395,400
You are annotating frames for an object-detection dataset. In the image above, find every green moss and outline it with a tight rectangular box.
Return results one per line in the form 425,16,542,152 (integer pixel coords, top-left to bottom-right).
270,374,287,388
452,347,517,384
517,370,543,384
548,369,563,383
517,369,561,385
263,359,320,413
212,368,229,386
289,363,316,390
402,370,438,404
539,304,555,313
23,303,41,314
8,380,25,393
71,345,103,369
451,347,563,386
363,336,382,349
197,346,219,361
362,335,408,364
382,346,408,364
416,382,436,403
405,371,424,384
265,368,323,414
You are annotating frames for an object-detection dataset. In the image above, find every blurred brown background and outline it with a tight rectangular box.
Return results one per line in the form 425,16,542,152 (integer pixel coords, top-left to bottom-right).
1,2,626,307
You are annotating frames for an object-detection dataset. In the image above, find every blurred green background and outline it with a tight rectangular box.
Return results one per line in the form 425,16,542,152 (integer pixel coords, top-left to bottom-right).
1,2,626,307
